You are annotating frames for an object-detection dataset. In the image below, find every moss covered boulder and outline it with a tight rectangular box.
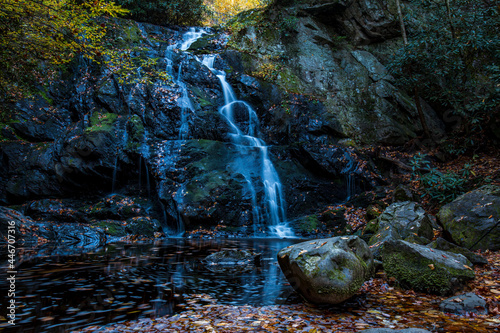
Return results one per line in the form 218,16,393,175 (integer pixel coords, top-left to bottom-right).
438,185,500,251
381,240,475,295
277,236,374,304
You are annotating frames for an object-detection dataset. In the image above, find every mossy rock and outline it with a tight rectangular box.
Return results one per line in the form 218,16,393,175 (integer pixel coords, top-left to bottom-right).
125,216,160,237
85,112,119,134
95,220,127,237
438,185,500,251
278,236,374,304
363,218,379,235
381,240,475,295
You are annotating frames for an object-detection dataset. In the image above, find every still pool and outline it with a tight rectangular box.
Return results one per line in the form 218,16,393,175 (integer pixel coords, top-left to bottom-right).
0,238,303,332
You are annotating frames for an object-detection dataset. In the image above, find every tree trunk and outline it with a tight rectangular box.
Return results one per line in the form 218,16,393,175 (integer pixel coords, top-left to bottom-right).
445,0,456,39
397,0,432,141
414,86,431,140
396,0,408,45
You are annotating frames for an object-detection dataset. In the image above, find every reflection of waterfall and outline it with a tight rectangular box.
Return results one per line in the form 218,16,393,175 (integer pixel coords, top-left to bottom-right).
202,55,293,238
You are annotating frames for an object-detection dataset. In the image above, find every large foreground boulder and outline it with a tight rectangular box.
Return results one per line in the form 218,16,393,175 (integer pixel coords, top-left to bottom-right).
438,185,500,251
381,240,475,295
277,236,374,304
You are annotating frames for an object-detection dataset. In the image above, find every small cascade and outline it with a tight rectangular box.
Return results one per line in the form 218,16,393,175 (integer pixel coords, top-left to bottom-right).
162,28,206,140
341,150,358,201
177,64,195,140
179,28,206,51
138,129,151,196
202,55,293,238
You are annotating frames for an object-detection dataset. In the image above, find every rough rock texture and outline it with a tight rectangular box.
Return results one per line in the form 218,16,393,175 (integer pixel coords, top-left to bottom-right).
381,240,475,295
368,201,434,258
392,185,417,202
228,2,444,145
273,0,401,45
277,236,374,304
440,293,488,316
427,237,488,265
438,185,500,251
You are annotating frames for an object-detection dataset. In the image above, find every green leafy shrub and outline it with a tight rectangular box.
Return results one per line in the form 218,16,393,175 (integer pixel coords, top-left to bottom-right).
409,153,469,203
389,0,500,143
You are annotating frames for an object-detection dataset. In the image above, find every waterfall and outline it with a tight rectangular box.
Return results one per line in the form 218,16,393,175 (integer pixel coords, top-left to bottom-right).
179,28,205,51
341,150,358,201
201,55,293,238
177,64,195,140
153,28,207,235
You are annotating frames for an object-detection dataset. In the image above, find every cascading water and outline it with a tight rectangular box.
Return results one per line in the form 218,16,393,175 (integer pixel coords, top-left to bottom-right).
179,28,206,51
201,55,294,238
153,28,207,236
341,150,358,201
177,65,195,140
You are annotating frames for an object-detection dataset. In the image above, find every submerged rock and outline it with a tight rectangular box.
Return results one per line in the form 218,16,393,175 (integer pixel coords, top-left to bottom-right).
203,249,261,274
381,240,475,295
438,185,500,251
203,249,261,265
277,236,374,304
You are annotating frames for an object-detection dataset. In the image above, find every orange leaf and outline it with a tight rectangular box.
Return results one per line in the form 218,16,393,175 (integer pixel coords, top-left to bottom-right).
428,264,435,270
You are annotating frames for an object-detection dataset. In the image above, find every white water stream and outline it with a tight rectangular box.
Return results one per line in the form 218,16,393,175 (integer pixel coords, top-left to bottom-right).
201,55,294,237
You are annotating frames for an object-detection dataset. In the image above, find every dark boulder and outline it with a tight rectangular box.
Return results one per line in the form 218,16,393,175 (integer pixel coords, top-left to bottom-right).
440,292,488,316
438,185,500,251
427,237,488,266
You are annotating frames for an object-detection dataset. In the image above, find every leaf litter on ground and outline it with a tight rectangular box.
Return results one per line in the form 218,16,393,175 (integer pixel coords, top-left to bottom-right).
73,251,500,332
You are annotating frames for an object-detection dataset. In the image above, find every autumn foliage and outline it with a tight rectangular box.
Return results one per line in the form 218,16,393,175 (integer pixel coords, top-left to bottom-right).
204,0,269,25
0,0,127,100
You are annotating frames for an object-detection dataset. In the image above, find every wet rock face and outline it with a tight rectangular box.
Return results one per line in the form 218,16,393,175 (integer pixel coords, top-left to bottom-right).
228,3,444,146
438,185,500,251
1,15,384,236
0,206,107,247
277,236,374,304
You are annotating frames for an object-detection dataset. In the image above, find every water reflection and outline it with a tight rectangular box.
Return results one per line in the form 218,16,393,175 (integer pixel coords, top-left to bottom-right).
0,238,302,332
